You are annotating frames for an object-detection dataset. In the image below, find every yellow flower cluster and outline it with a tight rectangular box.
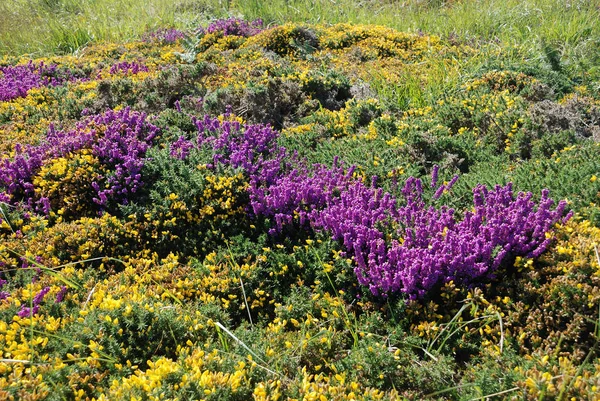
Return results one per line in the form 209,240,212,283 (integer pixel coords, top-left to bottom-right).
33,150,105,221
100,348,248,400
519,356,600,401
0,87,57,152
463,70,536,93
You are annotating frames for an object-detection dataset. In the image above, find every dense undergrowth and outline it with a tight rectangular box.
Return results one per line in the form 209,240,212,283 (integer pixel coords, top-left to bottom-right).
1,12,600,401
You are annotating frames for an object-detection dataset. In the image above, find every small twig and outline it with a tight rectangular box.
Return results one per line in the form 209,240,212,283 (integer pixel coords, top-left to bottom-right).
0,358,31,364
239,277,253,326
488,113,509,139
214,321,279,377
469,386,519,400
223,243,254,326
421,347,439,362
150,278,183,306
424,383,477,398
428,303,469,350
0,202,16,234
497,311,504,354
82,284,97,310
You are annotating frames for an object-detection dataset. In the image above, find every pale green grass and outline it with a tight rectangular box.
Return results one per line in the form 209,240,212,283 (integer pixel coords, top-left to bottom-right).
0,0,211,56
1,0,598,61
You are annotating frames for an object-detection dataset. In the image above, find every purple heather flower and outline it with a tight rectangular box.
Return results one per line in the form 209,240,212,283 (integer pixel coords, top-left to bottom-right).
142,28,186,44
0,61,74,101
432,174,459,201
55,286,67,303
33,286,50,305
198,18,265,37
431,165,439,188
109,61,149,76
447,175,459,191
0,278,8,300
17,305,39,318
17,286,50,317
170,136,194,160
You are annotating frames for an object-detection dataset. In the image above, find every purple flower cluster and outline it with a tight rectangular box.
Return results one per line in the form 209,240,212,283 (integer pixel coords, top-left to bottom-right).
0,108,159,211
17,286,50,318
142,28,186,44
249,161,355,234
88,108,159,205
109,61,149,75
266,168,568,298
55,285,67,303
172,115,287,187
171,116,570,298
319,177,569,298
0,142,47,202
198,18,265,37
0,61,70,101
0,277,9,301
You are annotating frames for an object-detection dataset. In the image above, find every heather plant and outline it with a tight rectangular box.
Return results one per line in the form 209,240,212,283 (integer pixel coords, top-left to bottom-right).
249,161,355,235
322,177,568,298
0,61,74,102
0,107,159,215
201,17,265,37
141,27,186,44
